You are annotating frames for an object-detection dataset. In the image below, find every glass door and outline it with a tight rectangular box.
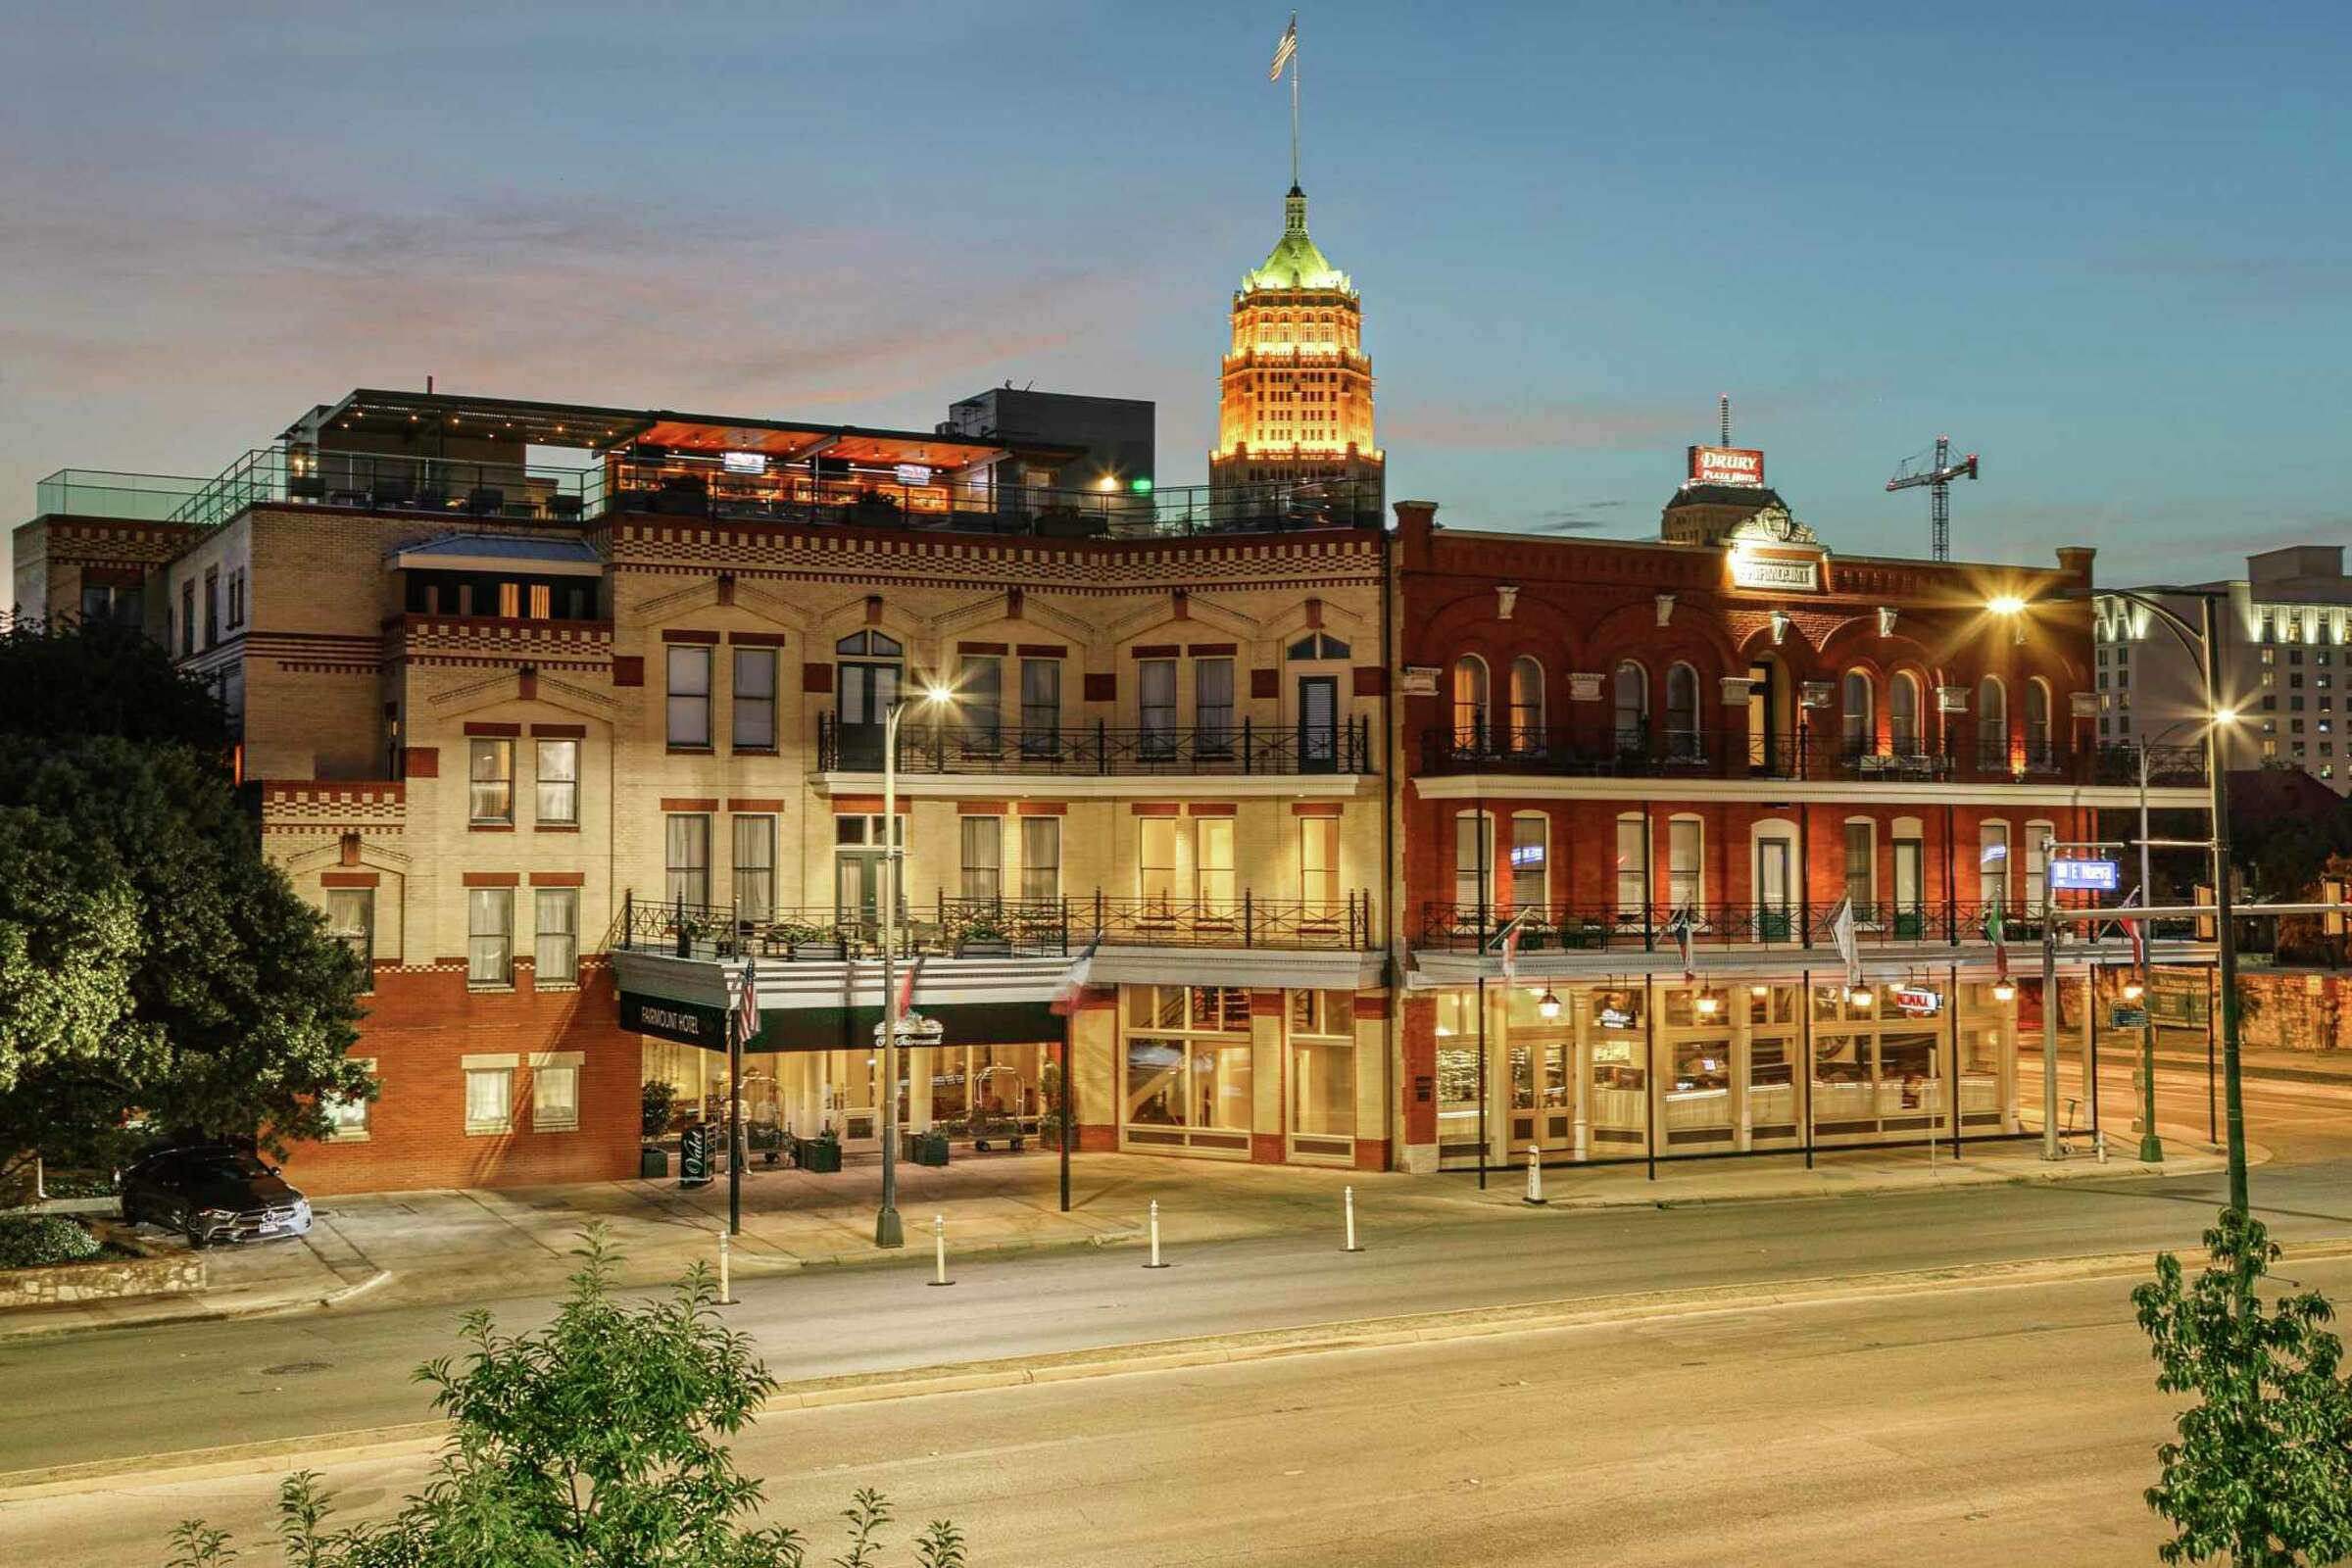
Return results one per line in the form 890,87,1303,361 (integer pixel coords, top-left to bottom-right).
1756,838,1794,943
834,631,902,769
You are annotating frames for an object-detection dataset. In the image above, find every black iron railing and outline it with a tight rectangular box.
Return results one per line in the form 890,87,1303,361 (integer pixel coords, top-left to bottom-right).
1421,726,2211,787
817,714,1373,775
609,888,1375,961
1415,899,2206,953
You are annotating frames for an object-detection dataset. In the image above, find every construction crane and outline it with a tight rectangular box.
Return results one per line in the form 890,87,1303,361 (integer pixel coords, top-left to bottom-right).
1886,436,1980,562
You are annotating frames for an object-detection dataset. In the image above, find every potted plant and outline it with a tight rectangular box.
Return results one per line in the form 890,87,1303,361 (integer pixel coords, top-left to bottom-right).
771,915,828,959
640,1080,680,1140
956,910,1013,957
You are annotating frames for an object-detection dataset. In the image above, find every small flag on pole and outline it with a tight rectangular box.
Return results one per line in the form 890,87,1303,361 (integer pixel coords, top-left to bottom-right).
1829,897,1859,985
1270,15,1298,80
895,951,927,1018
2120,887,2147,969
1051,932,1102,1016
1983,902,2008,978
1666,906,1695,981
735,956,760,1046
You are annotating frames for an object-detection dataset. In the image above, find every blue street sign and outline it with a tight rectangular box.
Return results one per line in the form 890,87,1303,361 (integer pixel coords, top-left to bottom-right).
2049,858,2121,893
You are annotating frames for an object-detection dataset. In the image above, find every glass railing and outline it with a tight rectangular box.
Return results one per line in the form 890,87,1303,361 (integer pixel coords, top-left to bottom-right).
34,469,210,521
167,449,599,528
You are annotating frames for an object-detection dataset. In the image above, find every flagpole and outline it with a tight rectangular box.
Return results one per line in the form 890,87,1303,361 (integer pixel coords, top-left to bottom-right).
1291,33,1300,190
727,971,743,1239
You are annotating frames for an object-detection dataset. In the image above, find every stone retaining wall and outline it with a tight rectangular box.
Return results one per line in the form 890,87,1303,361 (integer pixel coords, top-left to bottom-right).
0,1233,204,1309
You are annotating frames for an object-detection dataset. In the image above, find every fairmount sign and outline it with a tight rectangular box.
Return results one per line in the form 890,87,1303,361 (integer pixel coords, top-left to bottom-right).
1730,552,1821,592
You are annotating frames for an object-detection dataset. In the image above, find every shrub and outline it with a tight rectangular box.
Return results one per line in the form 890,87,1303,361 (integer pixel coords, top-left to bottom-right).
0,1212,101,1268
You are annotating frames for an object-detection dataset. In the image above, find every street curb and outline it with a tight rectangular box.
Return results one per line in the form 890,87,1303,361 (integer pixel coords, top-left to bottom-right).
2151,1054,2352,1090
15,1237,2352,1503
0,1267,396,1345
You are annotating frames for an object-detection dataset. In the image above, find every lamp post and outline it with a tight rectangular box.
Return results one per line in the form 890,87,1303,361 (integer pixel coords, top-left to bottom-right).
2025,586,2245,1212
875,681,956,1250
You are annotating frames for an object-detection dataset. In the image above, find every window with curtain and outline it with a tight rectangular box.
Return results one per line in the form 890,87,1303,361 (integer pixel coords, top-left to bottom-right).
464,1066,512,1134
732,814,774,921
664,813,710,907
468,739,514,824
1453,810,1492,912
666,646,712,748
1665,664,1701,759
959,656,1003,752
326,889,374,969
534,739,577,824
323,1059,373,1141
1021,659,1060,755
1615,814,1647,913
2025,680,2052,764
1842,671,1873,755
1507,659,1544,751
1197,817,1235,907
1196,658,1235,755
1509,813,1546,908
1452,657,1490,749
1843,820,1875,916
1020,816,1060,903
1613,662,1647,751
1139,817,1179,905
1890,674,1920,754
1300,817,1340,907
534,888,578,984
1668,817,1702,911
531,1062,579,1132
1139,659,1177,756
467,888,513,986
960,815,1003,902
731,648,777,751
1978,678,2007,767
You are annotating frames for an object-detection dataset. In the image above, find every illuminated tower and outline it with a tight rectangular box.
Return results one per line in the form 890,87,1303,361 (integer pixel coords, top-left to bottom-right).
1209,184,1383,504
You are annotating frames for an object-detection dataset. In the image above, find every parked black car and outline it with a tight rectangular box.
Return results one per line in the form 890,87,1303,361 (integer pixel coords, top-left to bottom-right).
121,1145,312,1248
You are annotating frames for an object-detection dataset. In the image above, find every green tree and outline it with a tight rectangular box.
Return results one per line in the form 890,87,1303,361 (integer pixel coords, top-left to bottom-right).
166,1231,968,1567
0,738,370,1182
0,617,231,757
2133,1208,2352,1566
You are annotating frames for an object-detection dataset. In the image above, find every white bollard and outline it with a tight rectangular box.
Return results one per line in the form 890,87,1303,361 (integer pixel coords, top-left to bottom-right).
1523,1144,1547,1206
718,1228,734,1305
1143,1198,1170,1268
929,1213,954,1288
1343,1185,1362,1253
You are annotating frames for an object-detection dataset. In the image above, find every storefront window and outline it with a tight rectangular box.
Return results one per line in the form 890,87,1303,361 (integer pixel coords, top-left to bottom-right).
1588,987,1643,1032
1292,1040,1355,1137
1744,983,1797,1025
1665,1037,1733,1142
1123,1038,1251,1129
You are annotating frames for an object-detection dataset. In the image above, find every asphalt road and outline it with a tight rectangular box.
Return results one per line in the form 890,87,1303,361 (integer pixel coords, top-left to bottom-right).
20,1252,2339,1566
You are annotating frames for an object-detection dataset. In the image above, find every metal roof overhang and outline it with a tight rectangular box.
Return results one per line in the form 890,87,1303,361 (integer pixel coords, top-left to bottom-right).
302,390,658,449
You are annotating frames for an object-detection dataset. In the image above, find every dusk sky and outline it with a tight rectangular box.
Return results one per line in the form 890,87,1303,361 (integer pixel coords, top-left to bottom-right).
5,0,2348,588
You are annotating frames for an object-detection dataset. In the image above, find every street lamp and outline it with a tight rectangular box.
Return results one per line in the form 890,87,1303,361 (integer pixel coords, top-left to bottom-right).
2078,587,2248,1214
874,679,957,1250
2127,712,2229,1167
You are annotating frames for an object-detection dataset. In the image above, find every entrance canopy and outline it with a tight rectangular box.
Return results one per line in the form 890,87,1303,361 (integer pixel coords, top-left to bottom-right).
611,949,1073,1054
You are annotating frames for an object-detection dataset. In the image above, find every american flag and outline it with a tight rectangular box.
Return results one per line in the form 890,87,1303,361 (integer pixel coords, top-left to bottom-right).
735,957,760,1045
1269,15,1297,80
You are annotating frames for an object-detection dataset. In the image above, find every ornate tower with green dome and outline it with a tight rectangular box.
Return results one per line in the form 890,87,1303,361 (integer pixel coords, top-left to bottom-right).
1210,182,1383,503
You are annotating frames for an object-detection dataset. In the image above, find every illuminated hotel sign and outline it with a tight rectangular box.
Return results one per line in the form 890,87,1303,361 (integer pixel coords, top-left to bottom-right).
1689,445,1765,487
1730,552,1820,592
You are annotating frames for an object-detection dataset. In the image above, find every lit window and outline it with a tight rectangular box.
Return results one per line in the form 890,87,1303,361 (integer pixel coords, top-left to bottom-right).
535,739,577,824
469,740,514,824
534,888,578,985
532,1061,580,1133
465,1065,513,1134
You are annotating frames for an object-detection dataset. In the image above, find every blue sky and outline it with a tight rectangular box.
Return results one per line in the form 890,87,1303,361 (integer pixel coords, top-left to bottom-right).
4,0,2348,588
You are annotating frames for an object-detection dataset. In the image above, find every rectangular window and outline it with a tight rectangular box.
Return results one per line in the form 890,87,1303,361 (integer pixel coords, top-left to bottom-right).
1893,836,1925,915
326,889,375,977
1507,814,1545,908
1980,822,2010,908
1020,816,1060,904
732,815,775,922
1197,659,1235,755
959,656,1003,753
1844,820,1875,917
535,739,577,824
533,888,578,985
180,581,195,656
731,648,777,751
666,646,712,748
1668,818,1701,911
227,569,245,629
665,812,711,907
1140,659,1177,756
322,1058,373,1141
1021,659,1060,753
1453,811,1493,912
528,582,553,619
203,567,220,647
532,1062,580,1132
1615,816,1647,914
468,739,514,825
2025,821,2053,910
1198,816,1236,907
498,581,521,618
465,1066,513,1134
467,888,514,986
1140,817,1180,904
960,815,1003,902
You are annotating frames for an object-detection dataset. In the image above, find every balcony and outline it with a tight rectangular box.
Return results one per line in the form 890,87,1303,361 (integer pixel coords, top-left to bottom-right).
1421,727,2210,789
163,444,1383,542
816,715,1374,776
1414,899,2206,954
611,889,1376,961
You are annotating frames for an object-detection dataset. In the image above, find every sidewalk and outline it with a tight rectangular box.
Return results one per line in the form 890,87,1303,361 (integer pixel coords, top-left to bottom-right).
0,1130,2246,1337
2151,1041,2352,1087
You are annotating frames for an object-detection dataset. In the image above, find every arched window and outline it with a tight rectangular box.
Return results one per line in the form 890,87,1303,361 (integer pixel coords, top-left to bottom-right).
1507,657,1544,753
1978,677,2008,770
1665,663,1702,760
1451,656,1491,753
1613,661,1648,755
1889,672,1921,756
1841,670,1875,758
2025,679,2053,769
